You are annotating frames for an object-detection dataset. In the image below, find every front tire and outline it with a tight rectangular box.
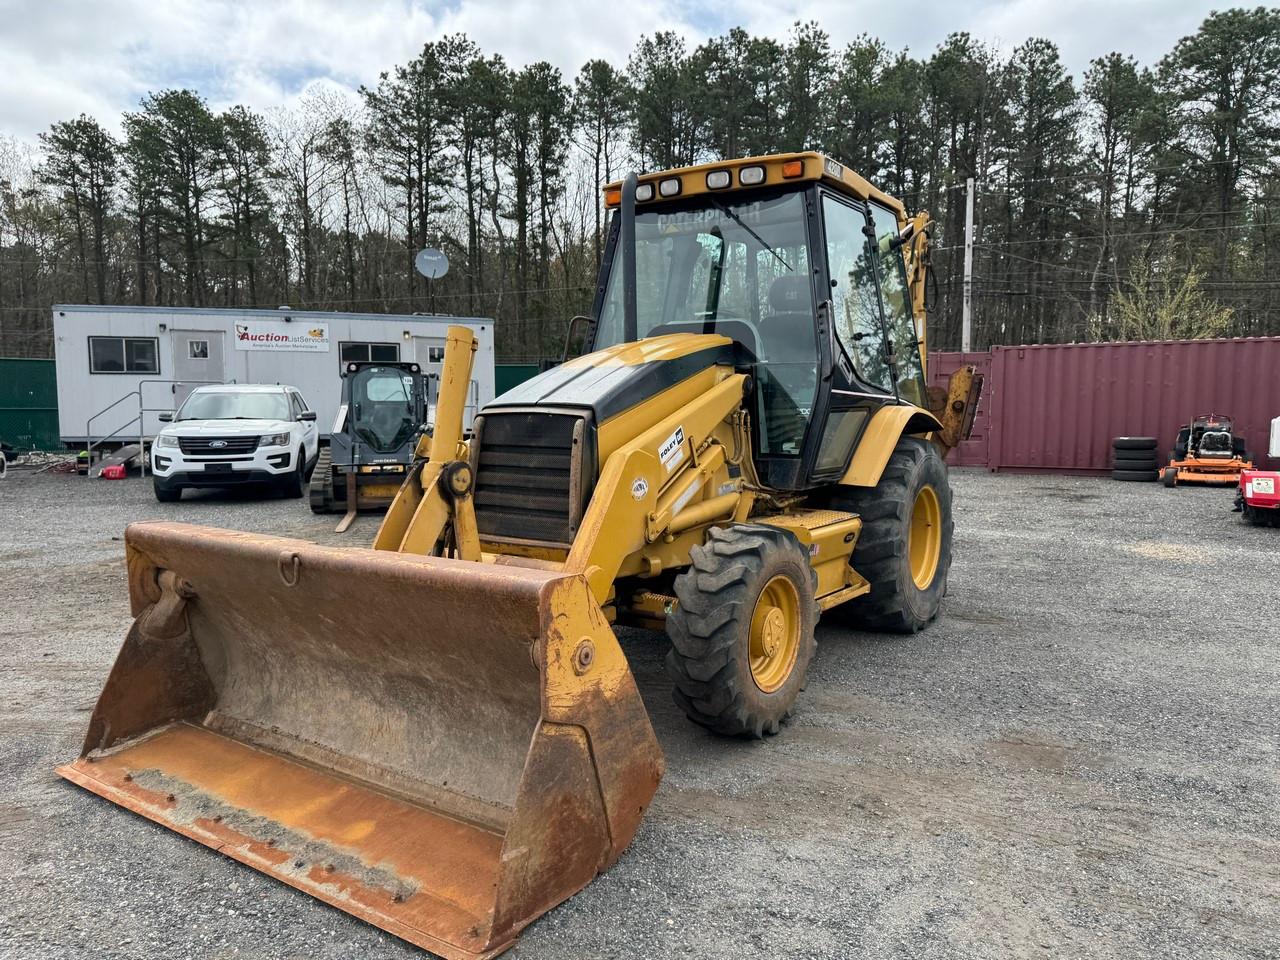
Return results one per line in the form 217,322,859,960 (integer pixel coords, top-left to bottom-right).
153,478,181,502
1244,505,1278,527
665,524,818,738
280,447,306,499
829,437,953,632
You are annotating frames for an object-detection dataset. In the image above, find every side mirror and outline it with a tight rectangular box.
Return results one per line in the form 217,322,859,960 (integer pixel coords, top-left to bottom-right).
158,412,173,422
298,410,317,422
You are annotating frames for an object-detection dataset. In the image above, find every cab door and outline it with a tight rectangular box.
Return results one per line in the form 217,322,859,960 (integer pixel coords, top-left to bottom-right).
864,200,929,408
802,191,894,484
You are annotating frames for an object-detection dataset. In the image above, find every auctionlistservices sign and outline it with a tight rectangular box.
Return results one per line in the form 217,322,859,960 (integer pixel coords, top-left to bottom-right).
234,320,331,352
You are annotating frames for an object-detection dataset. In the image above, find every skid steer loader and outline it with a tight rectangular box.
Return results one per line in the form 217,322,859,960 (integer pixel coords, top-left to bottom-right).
310,359,430,532
59,152,982,959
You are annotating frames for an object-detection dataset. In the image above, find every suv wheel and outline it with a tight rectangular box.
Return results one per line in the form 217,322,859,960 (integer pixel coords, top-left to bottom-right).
153,478,181,502
280,447,306,499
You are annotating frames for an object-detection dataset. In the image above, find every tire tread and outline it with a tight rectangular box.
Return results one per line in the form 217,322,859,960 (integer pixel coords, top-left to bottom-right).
665,524,818,738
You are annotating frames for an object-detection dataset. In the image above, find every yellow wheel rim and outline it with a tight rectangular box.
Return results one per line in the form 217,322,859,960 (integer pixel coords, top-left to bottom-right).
748,575,801,693
909,484,942,590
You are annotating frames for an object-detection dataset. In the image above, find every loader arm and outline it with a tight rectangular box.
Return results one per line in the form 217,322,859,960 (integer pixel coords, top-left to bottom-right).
373,325,482,558
566,369,750,603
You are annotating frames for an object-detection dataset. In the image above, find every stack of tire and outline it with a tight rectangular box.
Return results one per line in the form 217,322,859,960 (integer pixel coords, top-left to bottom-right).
1112,436,1160,481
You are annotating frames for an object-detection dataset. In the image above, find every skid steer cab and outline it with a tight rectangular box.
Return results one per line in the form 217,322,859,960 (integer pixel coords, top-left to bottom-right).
60,152,981,960
310,360,429,531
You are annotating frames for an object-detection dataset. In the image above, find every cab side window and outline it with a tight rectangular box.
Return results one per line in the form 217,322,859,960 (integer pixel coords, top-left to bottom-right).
822,196,892,393
867,202,928,407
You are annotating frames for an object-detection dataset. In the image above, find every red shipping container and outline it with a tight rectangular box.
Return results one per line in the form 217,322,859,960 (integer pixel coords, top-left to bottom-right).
929,337,1280,473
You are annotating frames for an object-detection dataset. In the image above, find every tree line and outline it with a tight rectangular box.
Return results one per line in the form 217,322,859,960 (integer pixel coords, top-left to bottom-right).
1,7,1278,361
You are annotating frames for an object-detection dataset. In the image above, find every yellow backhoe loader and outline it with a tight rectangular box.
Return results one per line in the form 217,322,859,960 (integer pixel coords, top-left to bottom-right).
59,152,982,959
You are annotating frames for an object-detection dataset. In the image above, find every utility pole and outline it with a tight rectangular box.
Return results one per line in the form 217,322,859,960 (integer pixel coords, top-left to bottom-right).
962,177,975,352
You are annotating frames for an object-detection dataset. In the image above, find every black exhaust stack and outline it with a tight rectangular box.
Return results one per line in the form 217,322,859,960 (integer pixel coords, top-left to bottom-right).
621,172,638,344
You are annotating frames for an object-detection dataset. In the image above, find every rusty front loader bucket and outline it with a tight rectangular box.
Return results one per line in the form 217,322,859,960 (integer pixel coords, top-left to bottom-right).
57,522,663,959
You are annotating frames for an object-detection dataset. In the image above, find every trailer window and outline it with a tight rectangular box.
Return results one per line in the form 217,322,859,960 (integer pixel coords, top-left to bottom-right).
340,342,399,366
89,337,159,374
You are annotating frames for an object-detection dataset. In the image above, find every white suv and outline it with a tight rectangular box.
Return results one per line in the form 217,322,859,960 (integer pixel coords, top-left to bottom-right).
151,384,319,502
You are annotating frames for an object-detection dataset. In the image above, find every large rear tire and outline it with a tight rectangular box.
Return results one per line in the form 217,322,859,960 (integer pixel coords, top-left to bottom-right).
665,524,818,738
828,437,953,633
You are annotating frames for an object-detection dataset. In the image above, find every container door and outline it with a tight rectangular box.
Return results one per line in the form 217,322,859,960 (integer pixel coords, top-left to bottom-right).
171,331,225,409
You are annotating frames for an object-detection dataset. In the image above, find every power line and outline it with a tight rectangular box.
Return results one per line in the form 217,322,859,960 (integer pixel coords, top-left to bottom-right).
980,247,1120,281
969,153,1278,189
940,219,1267,252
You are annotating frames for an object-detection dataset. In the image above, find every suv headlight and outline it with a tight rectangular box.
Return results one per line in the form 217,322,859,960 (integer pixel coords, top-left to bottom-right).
261,432,291,447
155,434,179,449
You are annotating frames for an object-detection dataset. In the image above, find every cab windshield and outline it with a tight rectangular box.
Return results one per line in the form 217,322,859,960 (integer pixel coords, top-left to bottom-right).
177,391,289,422
595,191,816,455
350,366,420,452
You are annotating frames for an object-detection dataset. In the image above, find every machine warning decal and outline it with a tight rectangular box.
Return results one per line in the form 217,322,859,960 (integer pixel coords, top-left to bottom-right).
658,426,686,472
631,477,649,500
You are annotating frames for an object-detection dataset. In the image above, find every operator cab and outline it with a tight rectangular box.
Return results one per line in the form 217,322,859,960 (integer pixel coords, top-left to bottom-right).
338,361,428,455
590,153,933,490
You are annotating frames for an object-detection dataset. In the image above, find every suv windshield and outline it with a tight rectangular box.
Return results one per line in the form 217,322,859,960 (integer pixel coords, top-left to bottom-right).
595,191,816,455
177,391,290,422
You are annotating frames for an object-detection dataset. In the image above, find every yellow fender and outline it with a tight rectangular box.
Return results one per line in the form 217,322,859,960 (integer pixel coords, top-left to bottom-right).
840,405,942,488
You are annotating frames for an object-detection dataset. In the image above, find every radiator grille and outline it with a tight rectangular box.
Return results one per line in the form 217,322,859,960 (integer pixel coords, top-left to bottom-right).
178,436,261,455
474,412,579,544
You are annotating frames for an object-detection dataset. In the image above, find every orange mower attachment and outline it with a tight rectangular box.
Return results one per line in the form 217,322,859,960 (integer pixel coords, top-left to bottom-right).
1160,455,1254,487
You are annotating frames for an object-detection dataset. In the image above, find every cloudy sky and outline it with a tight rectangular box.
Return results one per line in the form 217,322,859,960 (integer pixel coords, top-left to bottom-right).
0,0,1221,141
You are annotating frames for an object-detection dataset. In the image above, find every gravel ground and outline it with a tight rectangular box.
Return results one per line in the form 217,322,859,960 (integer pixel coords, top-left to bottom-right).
1,467,1277,960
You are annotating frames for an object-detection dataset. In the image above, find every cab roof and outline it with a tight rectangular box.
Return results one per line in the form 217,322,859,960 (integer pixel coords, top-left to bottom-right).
603,151,906,218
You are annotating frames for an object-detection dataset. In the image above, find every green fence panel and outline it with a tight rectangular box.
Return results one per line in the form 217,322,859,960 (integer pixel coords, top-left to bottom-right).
0,358,60,450
495,363,541,395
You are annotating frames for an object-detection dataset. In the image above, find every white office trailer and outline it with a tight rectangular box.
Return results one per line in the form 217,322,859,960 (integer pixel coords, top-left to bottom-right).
51,305,496,448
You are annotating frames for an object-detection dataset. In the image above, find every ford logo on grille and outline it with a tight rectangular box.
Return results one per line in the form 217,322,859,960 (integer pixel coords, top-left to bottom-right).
209,440,228,448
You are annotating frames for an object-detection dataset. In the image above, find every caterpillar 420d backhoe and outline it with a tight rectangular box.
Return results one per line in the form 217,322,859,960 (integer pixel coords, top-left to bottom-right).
59,152,982,959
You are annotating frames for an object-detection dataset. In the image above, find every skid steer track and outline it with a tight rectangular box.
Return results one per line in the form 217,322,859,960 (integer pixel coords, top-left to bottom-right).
58,521,662,959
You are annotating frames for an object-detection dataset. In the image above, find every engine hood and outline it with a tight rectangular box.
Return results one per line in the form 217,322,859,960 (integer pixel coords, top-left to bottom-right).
484,333,737,422
163,419,290,435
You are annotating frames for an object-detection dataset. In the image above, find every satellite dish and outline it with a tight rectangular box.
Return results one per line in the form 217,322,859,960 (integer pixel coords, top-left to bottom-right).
415,248,449,279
